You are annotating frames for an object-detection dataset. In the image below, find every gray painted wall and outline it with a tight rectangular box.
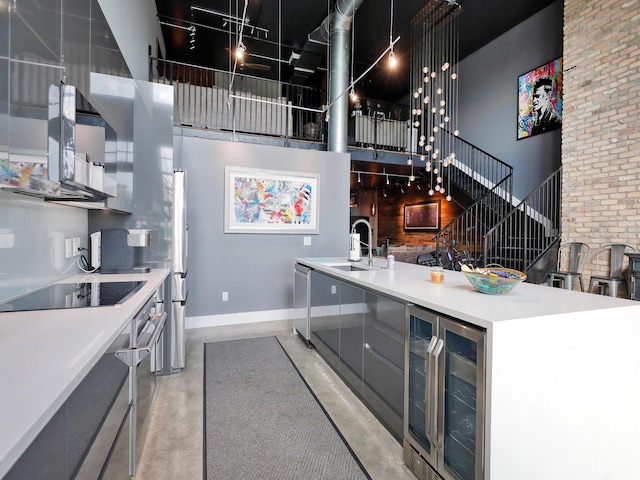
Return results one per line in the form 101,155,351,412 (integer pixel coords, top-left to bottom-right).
178,133,350,318
457,1,563,200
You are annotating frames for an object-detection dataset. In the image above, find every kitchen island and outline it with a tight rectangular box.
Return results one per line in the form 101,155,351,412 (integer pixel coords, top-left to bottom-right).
296,257,640,480
0,268,170,478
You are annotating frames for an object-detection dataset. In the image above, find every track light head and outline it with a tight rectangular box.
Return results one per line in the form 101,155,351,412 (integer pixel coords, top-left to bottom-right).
349,86,358,102
388,49,397,68
236,41,246,59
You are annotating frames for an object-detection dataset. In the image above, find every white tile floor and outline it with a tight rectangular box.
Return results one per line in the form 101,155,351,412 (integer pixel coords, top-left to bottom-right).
135,320,415,479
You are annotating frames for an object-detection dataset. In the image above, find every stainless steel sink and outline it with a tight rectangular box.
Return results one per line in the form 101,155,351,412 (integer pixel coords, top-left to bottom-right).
325,263,382,272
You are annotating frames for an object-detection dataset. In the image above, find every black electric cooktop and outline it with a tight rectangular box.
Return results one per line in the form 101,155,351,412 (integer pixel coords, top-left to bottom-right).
0,281,146,313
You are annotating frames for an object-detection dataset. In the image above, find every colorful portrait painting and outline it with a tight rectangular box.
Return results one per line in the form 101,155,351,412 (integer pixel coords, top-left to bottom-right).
517,57,563,139
224,166,319,234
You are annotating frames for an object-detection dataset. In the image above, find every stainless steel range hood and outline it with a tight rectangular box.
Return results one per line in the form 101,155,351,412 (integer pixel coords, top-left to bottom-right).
46,83,117,202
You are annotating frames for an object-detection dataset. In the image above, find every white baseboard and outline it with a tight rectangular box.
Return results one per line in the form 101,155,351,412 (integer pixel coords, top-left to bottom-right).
186,308,294,329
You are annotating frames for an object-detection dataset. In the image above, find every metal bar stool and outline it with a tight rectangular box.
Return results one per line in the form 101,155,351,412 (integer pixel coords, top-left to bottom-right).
588,244,635,298
550,242,590,291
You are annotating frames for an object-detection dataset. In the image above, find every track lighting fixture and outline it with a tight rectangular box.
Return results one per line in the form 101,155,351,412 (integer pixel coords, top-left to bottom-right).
349,86,358,102
349,2,359,103
388,49,397,68
235,41,246,59
388,0,397,69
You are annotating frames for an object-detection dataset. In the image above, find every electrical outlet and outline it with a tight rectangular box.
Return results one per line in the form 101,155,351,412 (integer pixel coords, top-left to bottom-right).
303,236,311,246
222,291,228,301
72,237,81,255
65,238,73,258
331,285,337,294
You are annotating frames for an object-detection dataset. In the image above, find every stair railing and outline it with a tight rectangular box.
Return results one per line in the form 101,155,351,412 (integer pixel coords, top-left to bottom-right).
484,167,562,272
434,133,513,267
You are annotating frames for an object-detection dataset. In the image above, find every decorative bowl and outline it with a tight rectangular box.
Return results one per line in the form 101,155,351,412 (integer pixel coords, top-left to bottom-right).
462,267,527,294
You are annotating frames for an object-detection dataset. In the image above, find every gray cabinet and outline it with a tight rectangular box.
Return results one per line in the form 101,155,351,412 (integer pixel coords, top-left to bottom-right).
0,0,131,204
362,291,405,439
308,270,405,440
309,269,342,369
336,280,365,394
5,321,131,479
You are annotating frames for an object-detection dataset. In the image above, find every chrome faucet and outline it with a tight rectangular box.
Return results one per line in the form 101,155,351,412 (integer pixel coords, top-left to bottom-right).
350,218,374,266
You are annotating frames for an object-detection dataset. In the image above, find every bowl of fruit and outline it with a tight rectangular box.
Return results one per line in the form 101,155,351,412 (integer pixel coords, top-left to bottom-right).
461,264,527,295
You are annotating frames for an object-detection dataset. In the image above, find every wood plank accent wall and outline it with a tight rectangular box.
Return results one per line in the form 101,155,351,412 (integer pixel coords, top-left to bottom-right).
562,0,640,294
357,186,463,249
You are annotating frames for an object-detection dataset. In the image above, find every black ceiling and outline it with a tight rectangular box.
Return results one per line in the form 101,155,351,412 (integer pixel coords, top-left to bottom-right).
155,0,556,104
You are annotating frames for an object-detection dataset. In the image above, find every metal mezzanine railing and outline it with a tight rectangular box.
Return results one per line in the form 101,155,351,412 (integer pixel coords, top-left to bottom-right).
150,57,325,143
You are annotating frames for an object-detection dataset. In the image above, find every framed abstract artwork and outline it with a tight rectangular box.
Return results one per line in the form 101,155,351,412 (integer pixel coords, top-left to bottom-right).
224,166,319,234
517,57,563,139
404,201,440,231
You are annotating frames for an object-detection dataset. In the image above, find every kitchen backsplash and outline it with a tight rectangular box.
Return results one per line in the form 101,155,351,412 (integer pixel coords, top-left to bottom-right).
0,191,87,302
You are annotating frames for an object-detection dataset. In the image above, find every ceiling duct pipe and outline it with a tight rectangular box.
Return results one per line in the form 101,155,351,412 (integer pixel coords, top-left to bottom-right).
327,0,365,153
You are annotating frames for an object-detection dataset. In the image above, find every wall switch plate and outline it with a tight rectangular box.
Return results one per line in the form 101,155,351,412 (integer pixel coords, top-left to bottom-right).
222,291,228,301
65,238,73,258
331,285,337,294
303,236,311,246
72,237,81,255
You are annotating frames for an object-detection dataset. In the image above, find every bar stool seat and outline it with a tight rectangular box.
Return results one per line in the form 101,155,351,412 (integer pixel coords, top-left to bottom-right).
550,242,589,291
588,244,634,298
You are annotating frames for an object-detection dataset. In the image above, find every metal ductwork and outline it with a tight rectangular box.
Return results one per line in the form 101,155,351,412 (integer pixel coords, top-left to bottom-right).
302,0,365,153
328,0,365,153
292,0,364,152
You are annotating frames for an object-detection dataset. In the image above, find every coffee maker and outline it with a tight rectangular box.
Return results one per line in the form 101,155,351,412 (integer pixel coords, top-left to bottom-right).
97,228,151,274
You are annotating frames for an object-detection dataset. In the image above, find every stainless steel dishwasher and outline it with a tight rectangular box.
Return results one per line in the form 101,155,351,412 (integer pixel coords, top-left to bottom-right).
293,263,311,345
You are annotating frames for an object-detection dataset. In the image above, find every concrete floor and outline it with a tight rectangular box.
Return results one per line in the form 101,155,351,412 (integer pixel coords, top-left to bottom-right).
135,319,416,479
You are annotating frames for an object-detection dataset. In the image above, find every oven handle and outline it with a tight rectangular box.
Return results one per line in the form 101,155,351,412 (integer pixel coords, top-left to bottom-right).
115,312,166,367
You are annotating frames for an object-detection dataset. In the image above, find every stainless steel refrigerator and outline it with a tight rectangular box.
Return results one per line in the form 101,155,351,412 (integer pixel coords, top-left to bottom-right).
170,169,188,371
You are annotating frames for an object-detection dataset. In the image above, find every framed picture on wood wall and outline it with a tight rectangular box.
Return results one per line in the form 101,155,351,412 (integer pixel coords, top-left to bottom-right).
404,201,440,231
517,57,563,139
224,166,319,234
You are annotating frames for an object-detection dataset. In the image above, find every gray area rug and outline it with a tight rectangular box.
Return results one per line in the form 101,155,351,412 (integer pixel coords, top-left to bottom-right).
204,336,370,480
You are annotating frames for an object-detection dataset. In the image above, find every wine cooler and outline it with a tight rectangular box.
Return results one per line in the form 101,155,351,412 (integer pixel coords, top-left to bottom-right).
404,305,486,480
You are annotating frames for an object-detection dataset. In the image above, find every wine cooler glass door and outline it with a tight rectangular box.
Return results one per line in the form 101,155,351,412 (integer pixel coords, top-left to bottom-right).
438,317,486,480
406,309,438,465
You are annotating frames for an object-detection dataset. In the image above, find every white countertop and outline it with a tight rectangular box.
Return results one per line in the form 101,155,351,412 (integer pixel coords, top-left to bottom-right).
296,257,640,329
0,268,170,478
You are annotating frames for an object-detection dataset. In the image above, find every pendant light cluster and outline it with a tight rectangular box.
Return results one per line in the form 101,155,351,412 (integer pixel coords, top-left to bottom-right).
410,0,461,201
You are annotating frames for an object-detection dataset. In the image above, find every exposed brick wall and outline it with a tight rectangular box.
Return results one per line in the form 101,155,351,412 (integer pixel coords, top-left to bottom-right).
562,0,640,293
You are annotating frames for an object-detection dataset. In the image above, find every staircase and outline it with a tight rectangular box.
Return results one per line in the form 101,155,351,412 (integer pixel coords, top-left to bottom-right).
434,134,513,267
437,152,562,283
